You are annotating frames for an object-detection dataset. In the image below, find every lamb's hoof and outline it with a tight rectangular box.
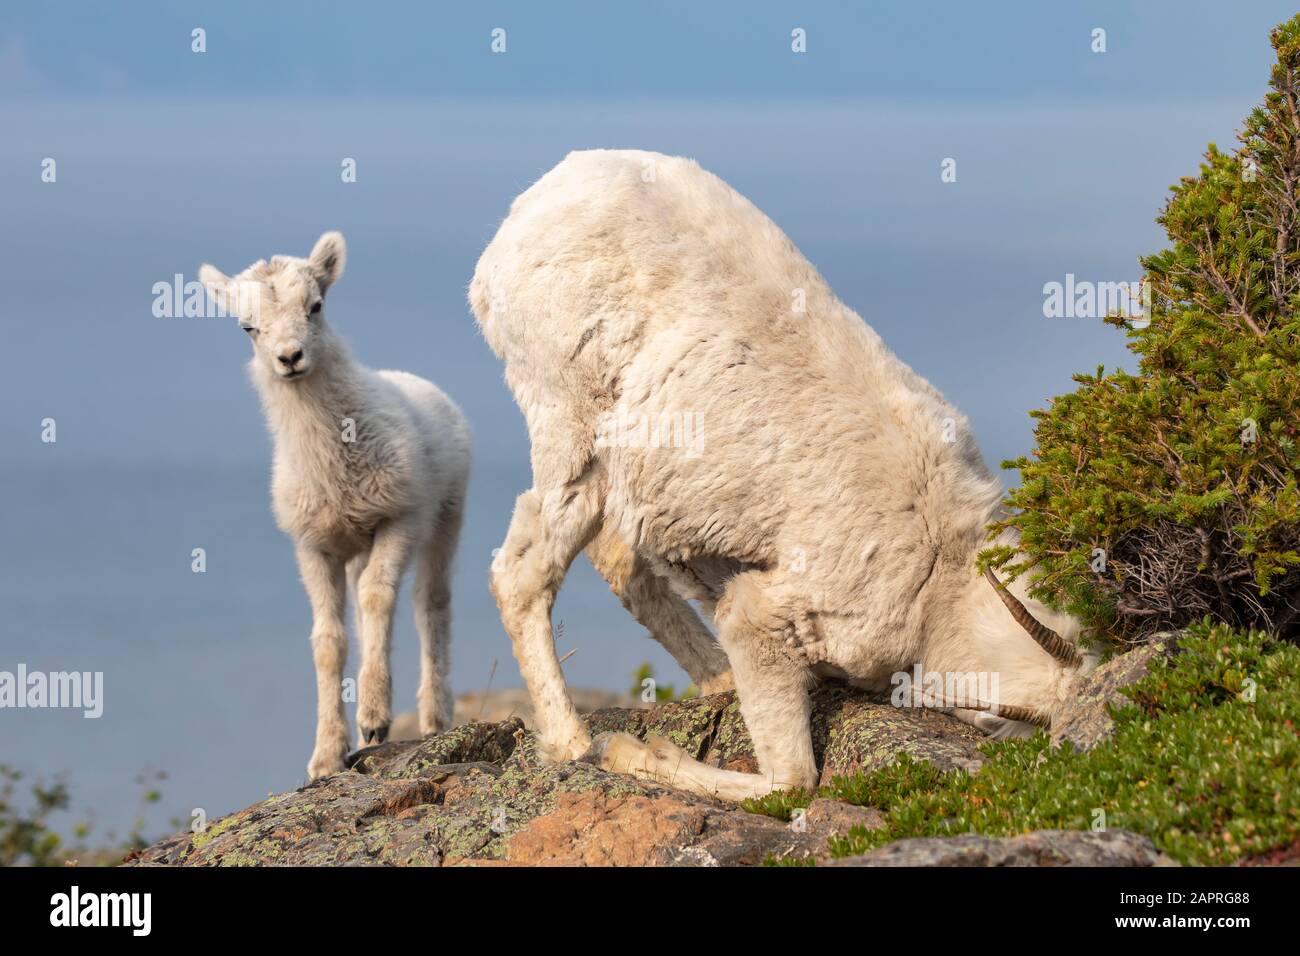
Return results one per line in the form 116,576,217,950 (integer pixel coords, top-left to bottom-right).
307,745,349,781
359,724,390,747
418,710,452,738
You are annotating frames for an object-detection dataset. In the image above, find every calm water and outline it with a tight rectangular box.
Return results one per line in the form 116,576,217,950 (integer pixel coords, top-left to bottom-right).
2,460,683,840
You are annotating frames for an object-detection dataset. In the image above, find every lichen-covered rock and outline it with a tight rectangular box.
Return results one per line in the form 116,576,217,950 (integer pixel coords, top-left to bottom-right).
827,829,1176,867
127,687,984,867
585,685,987,784
1051,633,1181,752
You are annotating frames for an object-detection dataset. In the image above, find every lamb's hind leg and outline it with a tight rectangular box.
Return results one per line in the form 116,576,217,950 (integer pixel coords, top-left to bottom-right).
297,546,351,780
587,571,818,800
413,497,464,735
355,519,416,747
584,522,733,694
491,470,604,763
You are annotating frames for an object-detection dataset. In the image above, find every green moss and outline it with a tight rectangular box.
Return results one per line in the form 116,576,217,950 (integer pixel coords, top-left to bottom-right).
814,623,1298,866
741,787,814,822
188,811,241,850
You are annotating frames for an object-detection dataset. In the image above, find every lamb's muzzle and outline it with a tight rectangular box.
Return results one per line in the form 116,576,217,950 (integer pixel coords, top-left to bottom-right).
984,567,1082,668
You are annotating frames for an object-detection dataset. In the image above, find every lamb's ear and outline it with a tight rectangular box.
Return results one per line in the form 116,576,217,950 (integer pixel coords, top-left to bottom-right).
198,264,234,314
308,231,346,292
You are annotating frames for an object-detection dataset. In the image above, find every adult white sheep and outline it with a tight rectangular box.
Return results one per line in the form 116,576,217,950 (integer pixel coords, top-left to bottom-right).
471,150,1091,801
201,232,471,780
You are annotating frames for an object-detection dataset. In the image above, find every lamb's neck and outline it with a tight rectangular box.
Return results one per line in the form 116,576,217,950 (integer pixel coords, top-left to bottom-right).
255,348,369,458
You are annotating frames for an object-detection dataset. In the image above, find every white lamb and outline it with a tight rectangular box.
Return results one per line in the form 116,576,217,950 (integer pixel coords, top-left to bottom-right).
201,232,471,780
470,150,1091,801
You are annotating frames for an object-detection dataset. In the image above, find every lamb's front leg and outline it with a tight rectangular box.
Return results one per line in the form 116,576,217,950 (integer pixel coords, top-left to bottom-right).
355,520,416,746
297,546,350,780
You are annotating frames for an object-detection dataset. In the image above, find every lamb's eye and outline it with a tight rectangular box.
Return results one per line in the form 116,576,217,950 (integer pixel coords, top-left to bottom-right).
241,325,257,336
309,302,322,315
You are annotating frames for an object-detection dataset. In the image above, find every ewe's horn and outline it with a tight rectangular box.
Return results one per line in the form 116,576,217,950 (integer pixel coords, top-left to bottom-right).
972,701,1051,728
909,691,1051,728
984,567,1082,668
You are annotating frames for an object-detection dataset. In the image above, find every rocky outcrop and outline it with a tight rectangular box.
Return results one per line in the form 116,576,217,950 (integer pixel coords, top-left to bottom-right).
127,686,972,867
128,659,1178,867
1050,633,1180,752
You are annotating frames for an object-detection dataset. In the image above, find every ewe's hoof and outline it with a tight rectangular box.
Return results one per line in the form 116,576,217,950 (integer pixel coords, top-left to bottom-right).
579,731,650,775
578,731,616,765
307,745,349,781
536,731,593,765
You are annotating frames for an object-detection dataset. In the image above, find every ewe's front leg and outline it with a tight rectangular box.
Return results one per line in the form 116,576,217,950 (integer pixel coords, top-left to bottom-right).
588,572,819,800
491,481,603,763
355,521,416,746
297,546,350,780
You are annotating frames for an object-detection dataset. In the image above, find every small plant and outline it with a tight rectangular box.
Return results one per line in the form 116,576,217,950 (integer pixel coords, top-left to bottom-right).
629,662,698,702
0,765,168,867
741,786,814,821
0,765,74,866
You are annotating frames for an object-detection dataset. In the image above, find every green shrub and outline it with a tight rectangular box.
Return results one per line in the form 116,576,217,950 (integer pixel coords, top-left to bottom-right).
985,14,1300,640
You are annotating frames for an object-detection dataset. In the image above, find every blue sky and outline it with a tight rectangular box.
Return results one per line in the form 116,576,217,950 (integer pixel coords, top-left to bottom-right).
1,1,1293,102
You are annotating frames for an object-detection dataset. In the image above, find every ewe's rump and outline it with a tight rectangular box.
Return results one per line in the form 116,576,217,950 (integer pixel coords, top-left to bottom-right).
469,149,951,429
469,149,999,600
470,149,824,366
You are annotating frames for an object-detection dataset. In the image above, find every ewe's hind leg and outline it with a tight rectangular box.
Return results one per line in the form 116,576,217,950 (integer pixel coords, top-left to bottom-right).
413,499,464,735
589,572,818,800
297,546,351,780
584,522,733,694
491,475,603,762
355,520,416,746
